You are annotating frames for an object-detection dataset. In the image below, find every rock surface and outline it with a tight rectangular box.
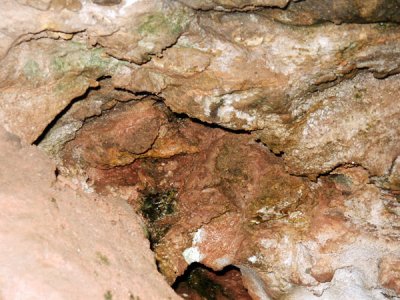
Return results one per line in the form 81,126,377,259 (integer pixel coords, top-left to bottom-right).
1,0,400,299
257,72,400,177
262,0,400,25
177,0,292,10
0,126,178,299
0,0,193,143
113,12,400,178
63,101,400,299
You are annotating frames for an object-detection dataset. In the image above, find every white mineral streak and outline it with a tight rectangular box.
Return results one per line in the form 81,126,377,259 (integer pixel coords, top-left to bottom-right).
182,228,206,264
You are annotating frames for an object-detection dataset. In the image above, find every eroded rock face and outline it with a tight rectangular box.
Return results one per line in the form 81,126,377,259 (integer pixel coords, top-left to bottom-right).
62,100,400,299
113,12,400,178
1,0,400,299
262,0,400,25
257,72,400,177
177,0,292,10
115,13,400,126
0,0,193,142
0,126,179,299
0,39,121,143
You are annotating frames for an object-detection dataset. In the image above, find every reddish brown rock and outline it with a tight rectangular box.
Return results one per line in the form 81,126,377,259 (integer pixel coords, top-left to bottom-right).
63,100,166,168
379,256,400,295
63,99,200,169
1,0,400,299
64,104,312,283
179,0,400,23
62,97,400,299
388,156,400,191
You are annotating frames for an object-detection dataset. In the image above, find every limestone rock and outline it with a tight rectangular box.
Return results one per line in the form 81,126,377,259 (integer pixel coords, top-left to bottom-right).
16,0,52,10
262,0,400,25
0,0,192,143
177,0,291,10
1,0,400,299
0,39,120,143
0,126,178,299
38,78,139,158
257,73,400,177
114,12,400,136
68,99,400,299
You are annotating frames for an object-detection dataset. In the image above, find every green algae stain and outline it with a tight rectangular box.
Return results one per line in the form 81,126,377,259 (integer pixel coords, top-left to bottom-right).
51,56,70,74
96,251,110,266
82,48,110,70
51,45,120,78
54,76,85,93
50,44,126,96
138,11,189,37
23,59,41,80
104,290,112,300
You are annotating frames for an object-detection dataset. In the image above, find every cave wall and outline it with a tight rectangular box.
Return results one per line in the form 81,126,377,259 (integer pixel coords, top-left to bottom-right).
0,126,179,299
0,0,399,299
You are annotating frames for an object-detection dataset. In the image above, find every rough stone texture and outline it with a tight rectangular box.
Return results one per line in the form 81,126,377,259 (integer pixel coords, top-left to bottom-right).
262,0,400,25
113,13,400,178
0,39,121,143
379,256,400,295
0,0,192,62
0,126,179,299
257,72,400,177
62,99,199,169
0,0,192,143
178,0,400,22
115,13,400,126
63,102,400,299
238,166,400,299
38,78,140,158
1,0,400,299
177,0,291,10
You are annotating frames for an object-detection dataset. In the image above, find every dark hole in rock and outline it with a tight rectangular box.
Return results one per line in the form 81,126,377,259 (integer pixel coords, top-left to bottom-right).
138,188,177,250
92,0,122,6
172,263,252,300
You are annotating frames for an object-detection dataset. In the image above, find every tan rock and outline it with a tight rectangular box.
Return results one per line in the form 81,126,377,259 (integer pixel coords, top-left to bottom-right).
264,73,400,177
115,13,400,143
0,39,120,143
1,1,400,299
0,126,178,299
